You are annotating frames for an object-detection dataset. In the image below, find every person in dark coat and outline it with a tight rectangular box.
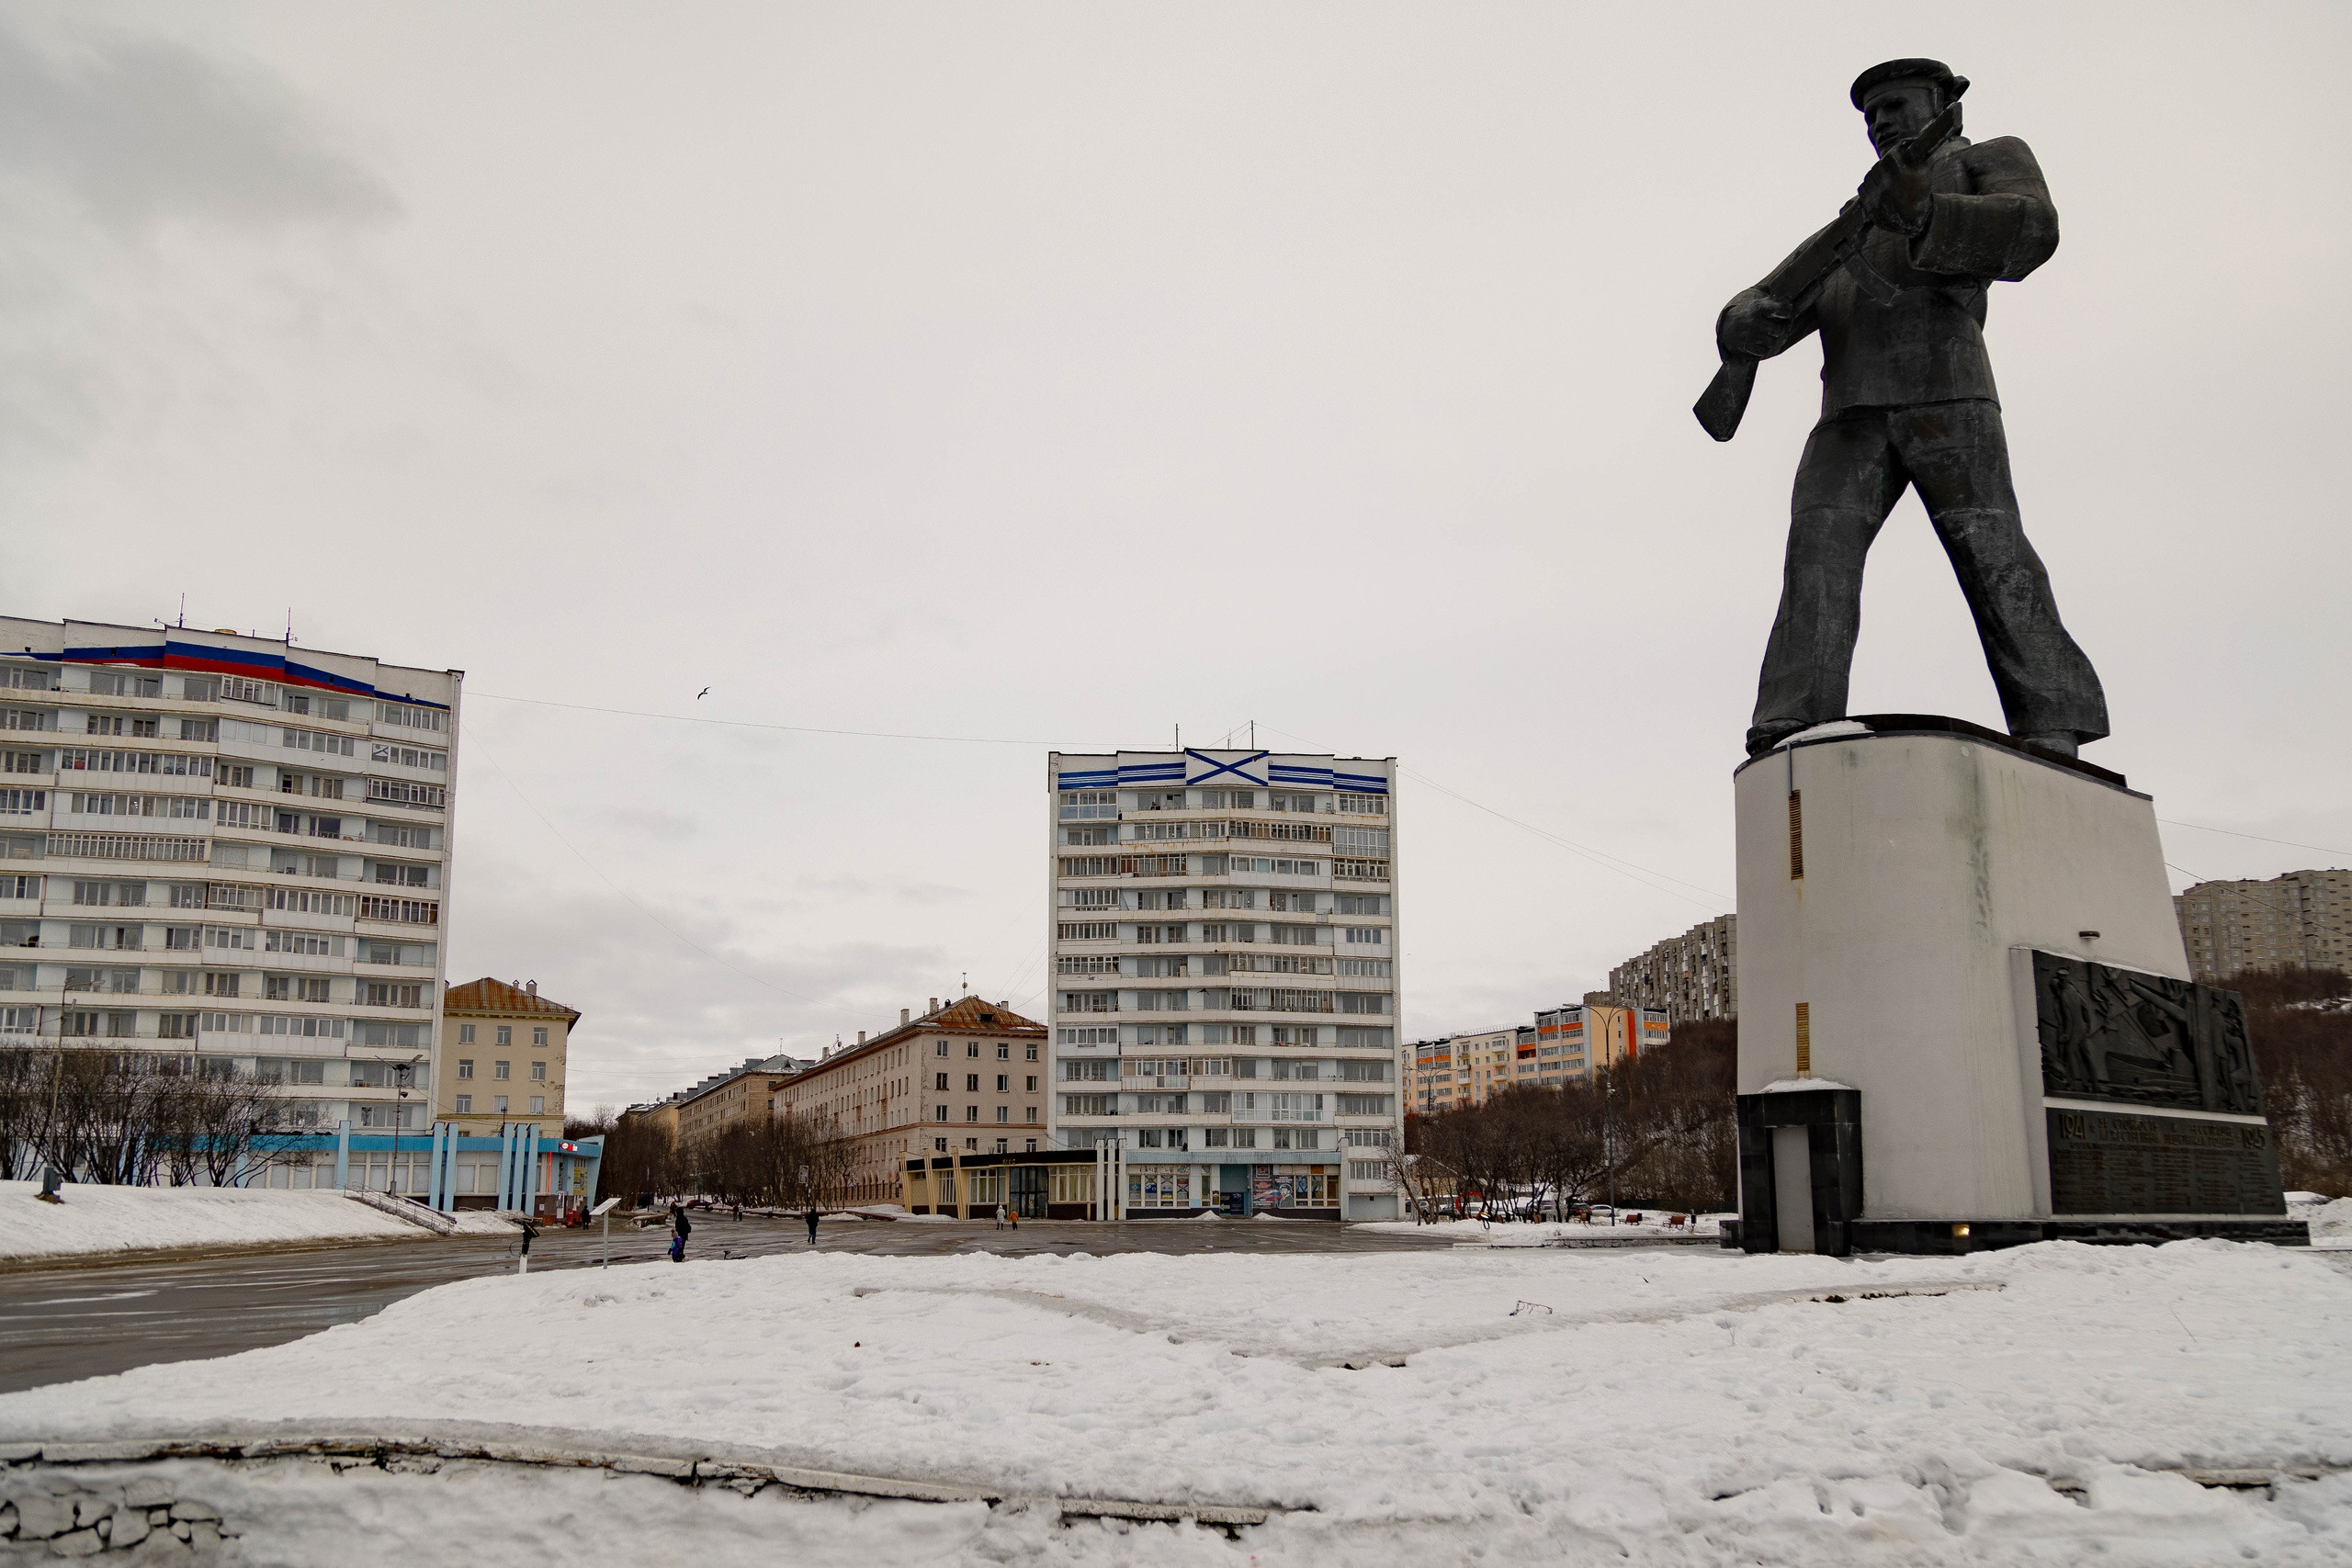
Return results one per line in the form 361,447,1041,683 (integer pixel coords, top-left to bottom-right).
1719,60,2106,759
669,1201,690,1263
804,1207,820,1244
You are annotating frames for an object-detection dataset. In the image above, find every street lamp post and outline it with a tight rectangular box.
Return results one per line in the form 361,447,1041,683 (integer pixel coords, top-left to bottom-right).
389,1053,424,1201
1603,1074,1616,1227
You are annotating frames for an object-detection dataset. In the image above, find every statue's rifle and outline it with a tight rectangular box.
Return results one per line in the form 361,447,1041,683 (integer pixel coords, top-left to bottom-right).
1693,101,1963,442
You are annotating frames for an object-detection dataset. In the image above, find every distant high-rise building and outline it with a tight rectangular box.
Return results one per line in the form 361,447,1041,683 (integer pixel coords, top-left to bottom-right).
2174,869,2352,984
0,615,458,1189
1046,750,1404,1219
1608,915,1737,1022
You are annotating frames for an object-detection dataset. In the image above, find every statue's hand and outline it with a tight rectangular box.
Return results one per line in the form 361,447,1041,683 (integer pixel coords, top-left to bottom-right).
1719,289,1794,358
1858,151,1933,237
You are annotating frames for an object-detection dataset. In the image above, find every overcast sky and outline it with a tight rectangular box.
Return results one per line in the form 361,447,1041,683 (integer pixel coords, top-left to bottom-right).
6,3,2347,1111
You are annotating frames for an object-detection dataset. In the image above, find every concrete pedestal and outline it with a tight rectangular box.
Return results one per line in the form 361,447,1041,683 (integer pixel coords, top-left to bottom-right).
1726,715,2301,1256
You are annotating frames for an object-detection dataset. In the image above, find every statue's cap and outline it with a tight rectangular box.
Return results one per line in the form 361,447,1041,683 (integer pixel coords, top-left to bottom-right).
1849,59,1969,110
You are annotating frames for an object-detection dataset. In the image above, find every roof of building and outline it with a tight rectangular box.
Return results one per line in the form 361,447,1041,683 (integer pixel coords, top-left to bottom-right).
444,978,582,1021
673,1054,809,1109
786,996,1046,1089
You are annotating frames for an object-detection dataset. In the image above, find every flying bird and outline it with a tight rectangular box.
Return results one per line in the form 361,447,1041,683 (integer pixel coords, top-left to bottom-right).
695,688,710,701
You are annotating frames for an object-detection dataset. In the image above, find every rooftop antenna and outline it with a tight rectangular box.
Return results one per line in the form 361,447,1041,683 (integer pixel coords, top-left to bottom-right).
962,971,968,994
1250,719,1255,749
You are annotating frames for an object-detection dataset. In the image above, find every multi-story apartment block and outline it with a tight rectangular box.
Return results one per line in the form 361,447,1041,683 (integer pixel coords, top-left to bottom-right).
1447,1026,1522,1106
0,616,458,1190
1046,750,1404,1219
1413,1001,1672,1117
1608,915,1737,1023
1410,1037,1455,1115
2175,869,2352,984
438,978,580,1136
1537,1002,1667,1073
776,996,1048,1204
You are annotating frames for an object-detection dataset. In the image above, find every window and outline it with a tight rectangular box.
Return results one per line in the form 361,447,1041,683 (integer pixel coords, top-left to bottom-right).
494,1061,510,1080
994,1074,1009,1092
934,1072,949,1090
965,1073,979,1091
1058,921,1115,941
455,1094,472,1113
934,1040,948,1056
965,1105,978,1122
533,1026,548,1046
995,1105,1009,1123
531,1061,547,1080
264,929,339,956
1024,1075,1037,1091
1057,789,1117,821
458,1059,474,1079
1125,1165,1193,1210
1062,1093,1114,1116
493,1095,509,1113
0,664,58,692
369,741,447,771
459,1023,475,1043
529,1096,546,1114
967,1042,980,1057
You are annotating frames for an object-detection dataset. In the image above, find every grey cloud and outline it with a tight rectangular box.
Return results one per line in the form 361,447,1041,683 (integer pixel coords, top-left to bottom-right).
0,17,394,231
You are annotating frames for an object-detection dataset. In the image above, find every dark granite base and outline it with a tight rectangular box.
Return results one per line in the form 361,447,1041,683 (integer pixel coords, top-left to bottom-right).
1720,1216,2307,1254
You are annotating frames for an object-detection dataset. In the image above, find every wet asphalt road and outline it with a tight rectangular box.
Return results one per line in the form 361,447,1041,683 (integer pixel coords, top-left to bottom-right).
0,1215,1466,1395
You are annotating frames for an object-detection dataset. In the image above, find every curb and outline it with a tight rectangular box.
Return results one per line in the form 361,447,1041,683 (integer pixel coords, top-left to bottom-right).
0,1423,1289,1529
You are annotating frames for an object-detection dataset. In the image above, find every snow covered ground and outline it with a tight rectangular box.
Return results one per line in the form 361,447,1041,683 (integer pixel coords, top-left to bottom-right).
1361,1213,1725,1244
5,1238,2348,1563
0,1179,434,1261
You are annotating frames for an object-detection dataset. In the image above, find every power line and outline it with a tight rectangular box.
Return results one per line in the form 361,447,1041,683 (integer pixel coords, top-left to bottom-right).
1254,724,1731,910
471,691,1085,748
2158,818,2351,861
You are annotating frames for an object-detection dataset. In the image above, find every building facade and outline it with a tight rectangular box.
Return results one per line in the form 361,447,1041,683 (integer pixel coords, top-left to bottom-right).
1410,1036,1456,1115
2174,869,2352,983
1412,1003,1669,1117
775,995,1048,1204
437,978,580,1136
1046,750,1404,1219
1607,915,1737,1023
673,1054,808,1148
0,616,458,1189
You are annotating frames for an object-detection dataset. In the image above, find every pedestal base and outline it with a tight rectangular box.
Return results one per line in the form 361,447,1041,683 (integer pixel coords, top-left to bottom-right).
1731,716,2301,1256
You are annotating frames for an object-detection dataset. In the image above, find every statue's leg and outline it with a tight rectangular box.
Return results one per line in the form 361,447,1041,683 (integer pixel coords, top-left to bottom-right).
1894,400,2110,745
1747,411,1904,756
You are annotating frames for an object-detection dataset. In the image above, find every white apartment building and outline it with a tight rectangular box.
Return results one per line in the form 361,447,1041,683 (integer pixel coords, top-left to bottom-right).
0,617,458,1185
1046,750,1404,1220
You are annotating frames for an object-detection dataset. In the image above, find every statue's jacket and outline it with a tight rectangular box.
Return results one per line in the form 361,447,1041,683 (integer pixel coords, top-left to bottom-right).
1736,135,2060,419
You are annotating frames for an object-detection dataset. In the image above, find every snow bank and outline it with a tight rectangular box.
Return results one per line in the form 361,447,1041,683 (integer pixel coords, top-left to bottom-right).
2304,1197,2352,1246
6,1239,2347,1563
0,1180,426,1262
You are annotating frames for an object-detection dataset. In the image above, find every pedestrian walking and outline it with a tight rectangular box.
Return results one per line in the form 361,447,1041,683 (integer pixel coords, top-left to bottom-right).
804,1207,820,1245
669,1201,690,1263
